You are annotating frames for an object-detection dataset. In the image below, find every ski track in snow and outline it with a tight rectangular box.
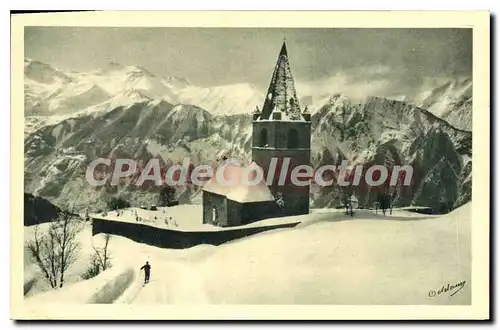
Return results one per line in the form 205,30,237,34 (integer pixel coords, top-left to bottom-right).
117,260,209,304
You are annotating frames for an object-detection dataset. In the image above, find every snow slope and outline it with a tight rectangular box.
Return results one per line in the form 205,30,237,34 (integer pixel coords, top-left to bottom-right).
24,203,470,305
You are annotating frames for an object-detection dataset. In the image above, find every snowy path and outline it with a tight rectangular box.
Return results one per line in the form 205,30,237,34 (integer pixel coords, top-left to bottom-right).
117,260,209,304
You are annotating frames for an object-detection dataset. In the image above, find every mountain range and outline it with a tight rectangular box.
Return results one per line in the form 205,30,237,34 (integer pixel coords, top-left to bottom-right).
24,59,473,213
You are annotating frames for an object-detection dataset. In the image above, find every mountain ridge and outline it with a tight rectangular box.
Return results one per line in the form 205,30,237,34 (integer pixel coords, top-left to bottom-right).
23,59,473,213
25,59,472,131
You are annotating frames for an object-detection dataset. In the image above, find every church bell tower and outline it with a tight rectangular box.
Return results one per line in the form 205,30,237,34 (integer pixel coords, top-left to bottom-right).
251,40,312,216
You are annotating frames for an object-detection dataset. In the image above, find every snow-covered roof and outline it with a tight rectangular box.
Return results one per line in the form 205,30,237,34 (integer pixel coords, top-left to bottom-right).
202,162,275,203
266,106,305,122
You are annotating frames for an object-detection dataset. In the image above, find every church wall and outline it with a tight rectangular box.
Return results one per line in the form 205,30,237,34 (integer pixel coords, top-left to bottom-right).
252,144,311,217
252,148,312,183
252,121,277,147
226,200,242,226
202,191,228,226
252,121,311,149
240,200,281,224
204,193,279,227
216,196,228,227
225,199,280,226
202,191,212,224
280,187,310,215
274,121,311,149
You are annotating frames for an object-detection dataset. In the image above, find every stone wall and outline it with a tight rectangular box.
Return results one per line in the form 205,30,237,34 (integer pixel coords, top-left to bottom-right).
92,217,299,249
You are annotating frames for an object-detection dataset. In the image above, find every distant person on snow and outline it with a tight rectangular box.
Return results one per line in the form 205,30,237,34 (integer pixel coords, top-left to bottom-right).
140,261,151,284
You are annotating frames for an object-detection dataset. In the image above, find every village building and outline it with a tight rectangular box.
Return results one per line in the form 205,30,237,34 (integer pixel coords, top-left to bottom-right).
202,40,312,226
202,161,279,226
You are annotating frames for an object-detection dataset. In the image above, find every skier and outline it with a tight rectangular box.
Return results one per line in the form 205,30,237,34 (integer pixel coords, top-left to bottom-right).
140,261,151,284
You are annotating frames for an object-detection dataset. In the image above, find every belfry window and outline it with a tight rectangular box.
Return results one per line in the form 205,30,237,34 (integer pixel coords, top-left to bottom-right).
259,128,268,147
287,128,299,148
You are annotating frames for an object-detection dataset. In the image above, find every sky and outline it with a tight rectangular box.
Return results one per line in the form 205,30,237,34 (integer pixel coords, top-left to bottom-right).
25,27,472,89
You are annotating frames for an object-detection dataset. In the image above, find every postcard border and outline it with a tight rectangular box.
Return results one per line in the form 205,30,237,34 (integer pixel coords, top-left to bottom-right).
11,10,490,320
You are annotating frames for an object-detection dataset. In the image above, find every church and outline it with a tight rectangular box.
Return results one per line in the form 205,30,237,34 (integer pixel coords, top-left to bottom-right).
202,40,312,227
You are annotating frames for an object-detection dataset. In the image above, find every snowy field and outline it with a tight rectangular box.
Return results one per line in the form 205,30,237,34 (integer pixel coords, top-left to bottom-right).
92,205,302,232
92,204,431,232
23,203,471,305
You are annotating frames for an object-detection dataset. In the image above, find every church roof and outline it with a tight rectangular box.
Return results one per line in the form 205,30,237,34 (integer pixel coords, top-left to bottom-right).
259,41,303,121
202,162,275,203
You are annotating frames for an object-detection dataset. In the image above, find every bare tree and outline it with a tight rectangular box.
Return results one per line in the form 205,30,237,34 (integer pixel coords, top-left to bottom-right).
55,210,81,288
27,225,57,288
93,234,112,271
82,234,113,280
27,210,82,289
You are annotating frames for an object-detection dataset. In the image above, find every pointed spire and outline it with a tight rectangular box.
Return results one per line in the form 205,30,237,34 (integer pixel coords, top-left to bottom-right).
260,40,302,121
279,38,288,56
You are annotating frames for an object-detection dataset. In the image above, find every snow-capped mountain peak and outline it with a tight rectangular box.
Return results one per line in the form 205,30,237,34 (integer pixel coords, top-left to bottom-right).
24,59,267,120
24,59,71,84
176,82,264,116
24,58,472,134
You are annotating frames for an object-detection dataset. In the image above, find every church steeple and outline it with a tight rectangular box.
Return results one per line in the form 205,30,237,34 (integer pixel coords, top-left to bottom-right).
251,40,312,217
260,40,303,121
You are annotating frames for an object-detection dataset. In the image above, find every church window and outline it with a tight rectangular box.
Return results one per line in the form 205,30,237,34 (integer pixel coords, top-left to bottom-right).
259,128,268,147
